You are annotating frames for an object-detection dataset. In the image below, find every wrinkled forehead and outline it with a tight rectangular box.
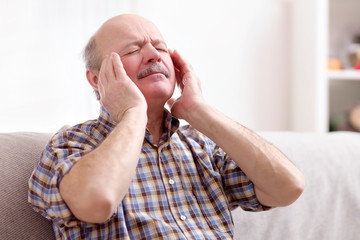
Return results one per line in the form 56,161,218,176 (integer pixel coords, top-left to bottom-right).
94,15,165,56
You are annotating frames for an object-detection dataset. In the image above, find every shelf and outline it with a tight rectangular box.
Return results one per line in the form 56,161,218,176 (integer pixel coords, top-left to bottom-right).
328,70,360,81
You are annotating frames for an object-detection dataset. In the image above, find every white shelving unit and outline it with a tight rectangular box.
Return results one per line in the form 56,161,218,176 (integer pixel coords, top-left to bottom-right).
290,0,360,132
328,70,360,131
327,0,360,131
328,70,360,81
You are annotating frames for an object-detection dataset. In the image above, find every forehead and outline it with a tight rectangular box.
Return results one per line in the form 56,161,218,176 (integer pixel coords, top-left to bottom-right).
95,15,165,55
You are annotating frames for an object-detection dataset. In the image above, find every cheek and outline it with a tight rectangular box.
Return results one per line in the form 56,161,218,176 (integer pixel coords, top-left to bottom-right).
121,58,140,82
163,55,176,78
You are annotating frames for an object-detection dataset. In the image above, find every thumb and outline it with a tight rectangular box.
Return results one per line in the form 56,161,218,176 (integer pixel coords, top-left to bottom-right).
166,98,176,109
167,97,182,119
166,98,181,119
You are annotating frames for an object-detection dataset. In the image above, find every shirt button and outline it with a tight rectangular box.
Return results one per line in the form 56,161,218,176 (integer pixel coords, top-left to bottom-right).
169,179,175,185
180,215,187,221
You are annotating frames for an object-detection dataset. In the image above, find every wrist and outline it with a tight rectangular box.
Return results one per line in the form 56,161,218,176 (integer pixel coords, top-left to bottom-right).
119,106,148,127
184,101,213,127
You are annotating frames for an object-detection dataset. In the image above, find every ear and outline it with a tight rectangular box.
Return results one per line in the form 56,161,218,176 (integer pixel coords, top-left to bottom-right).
86,69,99,90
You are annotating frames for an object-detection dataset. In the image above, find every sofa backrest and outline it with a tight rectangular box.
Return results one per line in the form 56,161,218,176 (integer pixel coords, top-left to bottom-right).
0,132,54,239
232,131,360,240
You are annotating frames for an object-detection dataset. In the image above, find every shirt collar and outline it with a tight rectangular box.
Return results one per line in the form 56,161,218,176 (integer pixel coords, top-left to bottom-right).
98,106,180,143
98,106,117,130
145,109,180,146
163,109,180,137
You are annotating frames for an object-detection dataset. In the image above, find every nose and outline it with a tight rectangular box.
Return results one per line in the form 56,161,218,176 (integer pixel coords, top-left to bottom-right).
142,43,161,64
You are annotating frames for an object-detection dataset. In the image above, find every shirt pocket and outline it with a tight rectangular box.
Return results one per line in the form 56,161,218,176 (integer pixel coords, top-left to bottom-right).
191,182,233,233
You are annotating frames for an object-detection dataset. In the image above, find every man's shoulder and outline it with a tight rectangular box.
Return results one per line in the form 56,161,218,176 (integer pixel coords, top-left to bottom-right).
49,119,109,147
177,124,215,147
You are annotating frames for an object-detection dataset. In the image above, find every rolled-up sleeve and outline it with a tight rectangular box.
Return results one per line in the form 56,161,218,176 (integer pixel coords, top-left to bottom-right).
28,128,97,227
213,146,272,212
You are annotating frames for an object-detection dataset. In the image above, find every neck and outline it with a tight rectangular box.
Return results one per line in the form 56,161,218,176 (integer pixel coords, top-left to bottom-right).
146,106,165,145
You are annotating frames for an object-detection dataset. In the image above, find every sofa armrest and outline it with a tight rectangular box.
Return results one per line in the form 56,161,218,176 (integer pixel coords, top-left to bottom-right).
0,132,54,239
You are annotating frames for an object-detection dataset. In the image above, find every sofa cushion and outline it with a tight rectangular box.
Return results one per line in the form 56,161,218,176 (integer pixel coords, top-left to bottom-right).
0,132,54,239
232,131,360,240
3,130,359,239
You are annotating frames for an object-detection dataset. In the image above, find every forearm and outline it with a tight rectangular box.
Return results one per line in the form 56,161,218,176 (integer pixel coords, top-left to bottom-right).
169,49,304,207
59,107,147,223
185,103,305,207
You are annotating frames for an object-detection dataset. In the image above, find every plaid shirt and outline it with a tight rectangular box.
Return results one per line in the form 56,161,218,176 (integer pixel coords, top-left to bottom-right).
28,107,270,239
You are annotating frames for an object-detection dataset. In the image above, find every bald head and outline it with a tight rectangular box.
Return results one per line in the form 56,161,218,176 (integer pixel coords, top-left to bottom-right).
83,14,164,71
97,14,157,37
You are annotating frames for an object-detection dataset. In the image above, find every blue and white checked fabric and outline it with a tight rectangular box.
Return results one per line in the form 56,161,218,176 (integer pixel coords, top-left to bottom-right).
28,107,270,239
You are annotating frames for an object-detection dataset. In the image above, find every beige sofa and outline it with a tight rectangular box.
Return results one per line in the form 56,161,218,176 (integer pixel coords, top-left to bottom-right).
1,131,359,239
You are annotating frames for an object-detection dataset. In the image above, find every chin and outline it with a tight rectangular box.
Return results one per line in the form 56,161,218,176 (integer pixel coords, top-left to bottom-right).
143,90,173,107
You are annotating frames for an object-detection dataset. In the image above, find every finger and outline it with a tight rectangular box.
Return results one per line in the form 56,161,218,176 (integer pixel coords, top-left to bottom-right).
104,53,116,81
170,49,193,76
97,74,106,102
99,55,110,85
169,51,185,90
111,52,128,80
170,50,196,92
174,67,184,90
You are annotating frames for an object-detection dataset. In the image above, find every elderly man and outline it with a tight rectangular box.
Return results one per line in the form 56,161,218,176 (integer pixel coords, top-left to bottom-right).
29,14,305,239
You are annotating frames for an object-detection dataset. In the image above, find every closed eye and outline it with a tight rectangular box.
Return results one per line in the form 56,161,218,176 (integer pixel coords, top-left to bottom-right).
125,49,139,55
156,48,168,53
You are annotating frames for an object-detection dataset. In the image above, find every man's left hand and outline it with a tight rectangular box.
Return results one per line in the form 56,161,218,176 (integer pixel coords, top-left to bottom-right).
167,50,205,121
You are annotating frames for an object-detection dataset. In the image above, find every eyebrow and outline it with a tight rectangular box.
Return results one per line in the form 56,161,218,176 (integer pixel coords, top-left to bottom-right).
151,39,167,47
123,39,167,49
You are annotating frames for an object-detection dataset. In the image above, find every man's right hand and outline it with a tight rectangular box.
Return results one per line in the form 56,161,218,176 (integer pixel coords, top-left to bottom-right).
60,52,148,224
98,52,147,123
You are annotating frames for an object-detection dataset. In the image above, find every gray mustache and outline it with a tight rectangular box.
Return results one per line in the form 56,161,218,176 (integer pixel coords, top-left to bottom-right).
137,63,170,80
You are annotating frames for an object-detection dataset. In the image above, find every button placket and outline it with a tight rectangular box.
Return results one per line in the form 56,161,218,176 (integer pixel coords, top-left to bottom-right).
158,144,190,229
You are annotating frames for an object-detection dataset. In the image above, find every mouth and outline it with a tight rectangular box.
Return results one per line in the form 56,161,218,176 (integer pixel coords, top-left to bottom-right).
137,63,170,80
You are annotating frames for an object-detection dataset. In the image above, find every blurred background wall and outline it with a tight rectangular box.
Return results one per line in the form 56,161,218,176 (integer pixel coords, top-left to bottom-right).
0,0,329,132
